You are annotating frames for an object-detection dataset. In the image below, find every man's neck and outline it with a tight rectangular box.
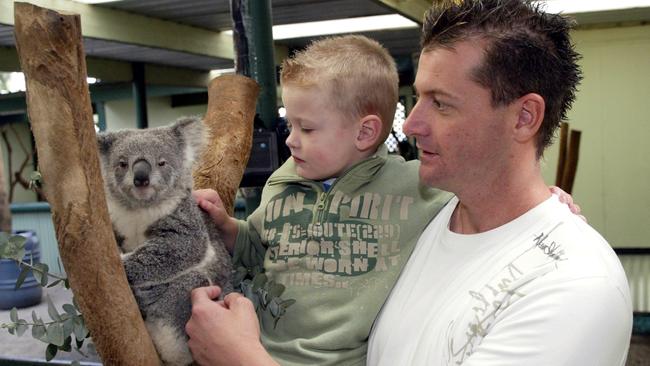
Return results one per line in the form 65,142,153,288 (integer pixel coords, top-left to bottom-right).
449,168,551,234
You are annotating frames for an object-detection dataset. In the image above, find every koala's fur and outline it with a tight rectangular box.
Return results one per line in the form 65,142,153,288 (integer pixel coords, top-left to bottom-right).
97,117,233,366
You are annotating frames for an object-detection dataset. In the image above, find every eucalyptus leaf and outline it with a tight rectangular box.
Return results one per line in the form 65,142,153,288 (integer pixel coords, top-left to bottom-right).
8,235,27,248
15,320,28,336
9,307,18,323
45,343,58,361
14,266,31,290
34,263,49,286
62,304,77,316
46,323,65,346
32,321,47,342
267,283,286,298
62,317,75,339
59,335,72,352
252,273,268,291
47,279,62,288
47,296,62,321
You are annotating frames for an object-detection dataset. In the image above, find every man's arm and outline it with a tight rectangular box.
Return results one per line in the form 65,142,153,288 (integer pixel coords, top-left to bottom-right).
186,286,280,366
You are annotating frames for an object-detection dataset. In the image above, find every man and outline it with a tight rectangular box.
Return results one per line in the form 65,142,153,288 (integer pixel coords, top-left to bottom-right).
367,0,632,365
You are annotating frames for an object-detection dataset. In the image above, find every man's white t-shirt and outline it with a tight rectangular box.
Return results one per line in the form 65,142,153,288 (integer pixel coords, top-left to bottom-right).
368,195,632,366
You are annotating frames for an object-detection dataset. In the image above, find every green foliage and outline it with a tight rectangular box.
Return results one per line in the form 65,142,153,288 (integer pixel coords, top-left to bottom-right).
0,233,92,363
236,266,296,329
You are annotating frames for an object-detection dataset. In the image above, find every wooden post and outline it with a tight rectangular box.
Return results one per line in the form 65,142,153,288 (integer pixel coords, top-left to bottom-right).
555,122,569,187
561,130,581,195
13,3,160,365
0,146,11,234
193,75,259,215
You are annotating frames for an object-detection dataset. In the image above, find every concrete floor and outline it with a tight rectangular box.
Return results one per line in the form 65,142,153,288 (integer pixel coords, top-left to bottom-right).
0,286,101,365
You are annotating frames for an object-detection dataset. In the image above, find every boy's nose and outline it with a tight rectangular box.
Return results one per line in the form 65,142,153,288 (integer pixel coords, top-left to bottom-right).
285,130,298,149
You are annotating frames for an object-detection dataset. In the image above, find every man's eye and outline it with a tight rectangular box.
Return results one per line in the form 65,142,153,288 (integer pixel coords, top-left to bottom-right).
433,99,447,110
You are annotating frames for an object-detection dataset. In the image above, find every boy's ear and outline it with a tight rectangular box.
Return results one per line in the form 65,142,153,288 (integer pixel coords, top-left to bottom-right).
356,114,382,151
513,93,545,143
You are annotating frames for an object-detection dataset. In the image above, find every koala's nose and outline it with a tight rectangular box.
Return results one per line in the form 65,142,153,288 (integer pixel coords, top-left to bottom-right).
133,159,151,187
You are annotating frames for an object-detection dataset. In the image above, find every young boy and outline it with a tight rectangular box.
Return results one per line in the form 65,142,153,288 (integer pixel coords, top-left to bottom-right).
188,35,453,366
186,35,580,365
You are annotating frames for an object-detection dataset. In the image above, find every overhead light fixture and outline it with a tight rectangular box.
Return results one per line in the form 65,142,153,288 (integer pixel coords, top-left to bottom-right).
224,14,418,41
538,0,650,13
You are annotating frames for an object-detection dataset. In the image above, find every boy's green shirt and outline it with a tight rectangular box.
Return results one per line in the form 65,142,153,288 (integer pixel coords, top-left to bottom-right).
233,146,452,365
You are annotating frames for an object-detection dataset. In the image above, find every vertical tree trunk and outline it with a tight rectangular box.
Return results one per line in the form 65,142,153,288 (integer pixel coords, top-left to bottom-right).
13,3,160,365
193,75,259,215
0,146,11,234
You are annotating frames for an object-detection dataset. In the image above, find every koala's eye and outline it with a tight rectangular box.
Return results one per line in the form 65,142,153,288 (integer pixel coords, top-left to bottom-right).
118,161,128,168
158,160,166,167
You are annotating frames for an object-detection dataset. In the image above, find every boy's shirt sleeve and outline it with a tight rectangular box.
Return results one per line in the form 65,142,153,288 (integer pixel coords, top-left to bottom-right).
232,204,267,271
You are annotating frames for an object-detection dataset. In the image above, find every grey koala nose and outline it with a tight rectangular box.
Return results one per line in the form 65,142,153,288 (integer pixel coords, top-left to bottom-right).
133,159,151,187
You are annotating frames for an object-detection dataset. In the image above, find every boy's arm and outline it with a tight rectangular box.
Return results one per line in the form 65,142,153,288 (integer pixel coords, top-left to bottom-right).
194,189,238,253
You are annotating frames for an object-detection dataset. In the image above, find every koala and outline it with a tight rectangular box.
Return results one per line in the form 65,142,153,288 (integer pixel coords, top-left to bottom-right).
97,117,233,366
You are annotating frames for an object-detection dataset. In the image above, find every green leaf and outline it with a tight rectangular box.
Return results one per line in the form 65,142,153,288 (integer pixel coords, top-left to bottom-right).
281,299,296,308
59,335,72,352
73,317,88,339
33,263,49,286
45,343,58,361
32,321,47,342
14,266,31,290
267,283,286,299
47,279,62,288
10,308,18,323
62,317,74,339
62,304,77,316
46,323,65,346
31,310,40,323
252,273,268,291
75,336,85,350
15,320,28,337
8,235,27,248
47,296,61,321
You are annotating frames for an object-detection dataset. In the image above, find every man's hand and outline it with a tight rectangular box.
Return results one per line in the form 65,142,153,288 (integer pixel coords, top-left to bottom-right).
193,189,239,252
550,186,586,222
186,286,278,366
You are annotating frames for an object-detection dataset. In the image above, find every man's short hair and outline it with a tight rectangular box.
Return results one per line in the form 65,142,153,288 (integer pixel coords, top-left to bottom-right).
280,35,399,145
421,0,582,157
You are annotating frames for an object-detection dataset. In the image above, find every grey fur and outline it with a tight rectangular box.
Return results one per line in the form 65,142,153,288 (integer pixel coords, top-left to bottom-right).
97,116,233,366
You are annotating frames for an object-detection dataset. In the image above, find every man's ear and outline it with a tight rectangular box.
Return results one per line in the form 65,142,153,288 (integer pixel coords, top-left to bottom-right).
356,114,383,151
513,93,545,143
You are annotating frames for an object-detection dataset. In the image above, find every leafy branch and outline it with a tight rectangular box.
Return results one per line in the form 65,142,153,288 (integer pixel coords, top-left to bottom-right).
0,233,91,364
234,267,296,329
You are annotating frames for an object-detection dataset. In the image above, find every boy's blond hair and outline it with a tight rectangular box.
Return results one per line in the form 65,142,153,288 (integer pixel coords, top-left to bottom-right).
280,35,399,146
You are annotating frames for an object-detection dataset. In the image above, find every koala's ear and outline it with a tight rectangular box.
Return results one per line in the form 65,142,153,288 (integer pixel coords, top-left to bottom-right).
96,132,115,156
172,116,206,163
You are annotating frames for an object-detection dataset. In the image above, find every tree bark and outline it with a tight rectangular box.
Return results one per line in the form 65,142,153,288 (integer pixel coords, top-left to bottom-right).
193,74,259,215
13,3,160,365
0,145,11,234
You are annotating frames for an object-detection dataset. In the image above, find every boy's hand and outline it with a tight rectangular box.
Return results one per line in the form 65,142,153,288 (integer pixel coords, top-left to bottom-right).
193,189,238,252
550,186,587,222
193,189,228,227
186,286,278,366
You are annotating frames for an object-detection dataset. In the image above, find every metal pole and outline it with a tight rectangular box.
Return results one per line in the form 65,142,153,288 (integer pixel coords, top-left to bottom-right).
230,0,278,129
132,62,148,129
